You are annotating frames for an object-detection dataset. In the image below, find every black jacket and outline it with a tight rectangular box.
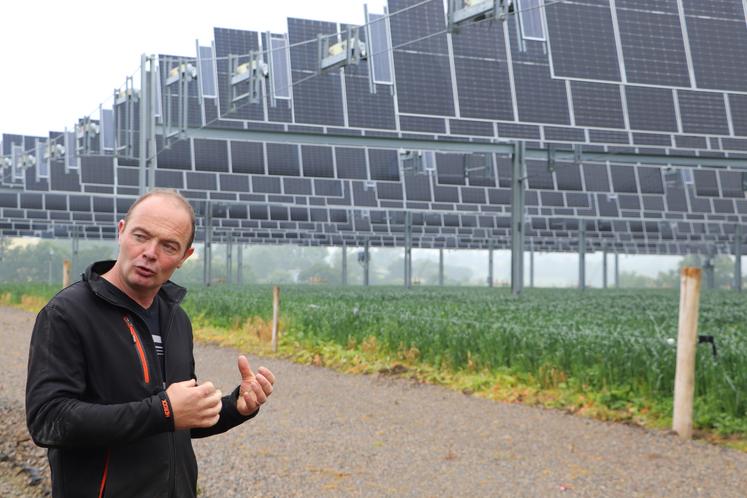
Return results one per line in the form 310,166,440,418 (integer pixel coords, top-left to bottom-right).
26,261,255,498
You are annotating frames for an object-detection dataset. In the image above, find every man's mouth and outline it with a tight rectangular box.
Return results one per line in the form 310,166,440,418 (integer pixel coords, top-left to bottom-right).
135,266,156,277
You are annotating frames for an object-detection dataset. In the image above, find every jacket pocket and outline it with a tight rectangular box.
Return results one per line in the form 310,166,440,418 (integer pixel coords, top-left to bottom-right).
123,315,151,384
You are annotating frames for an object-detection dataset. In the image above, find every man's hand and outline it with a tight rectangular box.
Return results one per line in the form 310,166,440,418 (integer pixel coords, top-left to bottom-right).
165,379,222,430
236,355,275,416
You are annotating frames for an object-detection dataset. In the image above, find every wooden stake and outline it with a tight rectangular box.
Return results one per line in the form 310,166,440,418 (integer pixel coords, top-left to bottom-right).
272,286,280,353
672,267,702,439
63,260,72,288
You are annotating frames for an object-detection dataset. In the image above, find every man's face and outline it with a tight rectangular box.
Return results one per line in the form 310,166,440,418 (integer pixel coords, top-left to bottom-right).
115,195,194,298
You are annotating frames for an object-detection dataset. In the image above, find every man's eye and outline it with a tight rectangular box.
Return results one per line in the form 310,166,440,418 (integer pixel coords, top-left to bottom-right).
164,244,178,254
133,233,147,241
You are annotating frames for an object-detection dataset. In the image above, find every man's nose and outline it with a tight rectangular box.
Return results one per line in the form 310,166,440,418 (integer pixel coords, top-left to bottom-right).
141,240,159,259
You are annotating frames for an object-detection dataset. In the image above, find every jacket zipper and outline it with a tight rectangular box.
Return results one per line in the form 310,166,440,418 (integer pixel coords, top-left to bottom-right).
165,308,177,498
98,449,110,498
123,315,150,384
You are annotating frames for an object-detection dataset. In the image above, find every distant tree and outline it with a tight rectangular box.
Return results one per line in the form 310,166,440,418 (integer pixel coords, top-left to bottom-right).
298,262,338,284
328,248,363,285
0,240,116,285
652,254,736,289
618,271,657,288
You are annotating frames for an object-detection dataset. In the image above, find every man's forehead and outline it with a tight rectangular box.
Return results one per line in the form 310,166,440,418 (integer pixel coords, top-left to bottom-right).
126,197,192,232
130,195,190,219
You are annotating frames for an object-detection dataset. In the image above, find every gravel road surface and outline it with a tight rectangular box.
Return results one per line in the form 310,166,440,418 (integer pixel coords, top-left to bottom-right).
3,306,747,497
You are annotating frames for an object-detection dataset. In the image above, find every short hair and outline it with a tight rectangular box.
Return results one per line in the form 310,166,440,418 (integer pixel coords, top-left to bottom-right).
124,189,196,250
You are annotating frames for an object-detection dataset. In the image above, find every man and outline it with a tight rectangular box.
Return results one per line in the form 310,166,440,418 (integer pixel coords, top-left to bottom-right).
26,190,275,497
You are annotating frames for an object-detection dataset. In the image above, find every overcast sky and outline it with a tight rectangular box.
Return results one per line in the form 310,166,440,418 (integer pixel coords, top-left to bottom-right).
1,0,682,281
0,0,388,137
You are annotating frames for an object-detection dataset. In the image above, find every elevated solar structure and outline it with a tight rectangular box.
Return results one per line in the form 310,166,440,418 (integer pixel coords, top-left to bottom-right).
3,0,747,290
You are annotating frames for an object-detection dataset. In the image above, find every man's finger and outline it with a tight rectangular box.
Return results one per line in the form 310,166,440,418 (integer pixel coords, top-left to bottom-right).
173,378,197,388
237,355,255,382
249,381,267,404
242,389,259,409
196,381,216,396
206,390,223,408
256,374,273,396
257,366,275,385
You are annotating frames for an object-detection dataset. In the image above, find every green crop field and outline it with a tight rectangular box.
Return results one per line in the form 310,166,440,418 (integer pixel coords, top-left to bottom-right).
177,285,747,434
5,283,747,436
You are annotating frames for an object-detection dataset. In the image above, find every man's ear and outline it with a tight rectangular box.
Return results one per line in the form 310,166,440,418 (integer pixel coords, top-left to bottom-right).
117,219,126,238
178,246,195,268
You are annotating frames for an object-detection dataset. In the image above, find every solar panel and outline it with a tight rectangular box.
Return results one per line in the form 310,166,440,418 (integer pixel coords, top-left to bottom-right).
616,7,690,87
197,45,217,99
546,1,621,81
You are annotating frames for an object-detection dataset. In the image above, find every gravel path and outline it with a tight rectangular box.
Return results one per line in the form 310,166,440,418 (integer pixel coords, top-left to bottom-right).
3,305,747,497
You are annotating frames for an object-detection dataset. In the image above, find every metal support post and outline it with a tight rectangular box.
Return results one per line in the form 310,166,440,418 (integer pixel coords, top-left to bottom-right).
603,249,608,289
148,55,158,189
48,250,54,285
488,240,494,288
237,243,244,286
439,248,444,286
363,240,370,287
203,202,212,286
615,251,620,288
579,222,586,290
735,225,742,292
511,142,526,295
138,55,158,195
71,226,80,280
342,245,348,286
705,260,715,289
404,211,412,289
226,233,233,285
529,246,535,288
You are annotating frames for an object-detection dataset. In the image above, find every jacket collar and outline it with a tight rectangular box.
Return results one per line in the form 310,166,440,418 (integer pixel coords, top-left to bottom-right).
83,260,188,307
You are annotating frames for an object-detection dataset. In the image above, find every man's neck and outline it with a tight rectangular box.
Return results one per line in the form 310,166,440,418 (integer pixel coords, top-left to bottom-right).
101,266,158,309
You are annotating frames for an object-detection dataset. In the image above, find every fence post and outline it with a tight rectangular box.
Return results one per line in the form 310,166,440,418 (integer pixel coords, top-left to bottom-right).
63,260,72,288
672,267,702,439
272,286,280,353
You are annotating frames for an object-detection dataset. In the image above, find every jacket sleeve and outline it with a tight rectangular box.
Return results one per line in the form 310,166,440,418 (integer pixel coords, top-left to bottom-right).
26,305,174,449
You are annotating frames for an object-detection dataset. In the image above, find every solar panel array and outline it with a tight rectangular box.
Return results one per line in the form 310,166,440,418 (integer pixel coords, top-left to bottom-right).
2,0,747,256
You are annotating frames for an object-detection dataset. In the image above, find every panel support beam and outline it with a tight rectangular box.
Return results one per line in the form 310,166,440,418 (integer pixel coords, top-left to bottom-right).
615,251,620,288
139,54,158,194
203,201,212,287
363,240,370,287
237,243,244,286
226,232,233,285
404,211,412,289
529,246,535,288
71,226,80,280
511,142,526,296
488,240,494,288
342,244,348,286
603,249,608,289
579,222,586,291
176,126,747,169
439,248,444,286
736,224,743,292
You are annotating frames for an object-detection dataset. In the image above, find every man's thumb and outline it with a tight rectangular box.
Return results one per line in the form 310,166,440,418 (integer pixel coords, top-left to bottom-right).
238,355,254,380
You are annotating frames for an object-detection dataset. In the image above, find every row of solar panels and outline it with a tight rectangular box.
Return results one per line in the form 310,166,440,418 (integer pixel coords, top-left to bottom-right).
0,212,736,256
3,136,747,224
124,0,747,154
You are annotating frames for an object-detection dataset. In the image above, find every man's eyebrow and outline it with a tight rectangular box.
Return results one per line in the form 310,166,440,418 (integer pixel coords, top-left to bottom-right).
130,226,183,249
